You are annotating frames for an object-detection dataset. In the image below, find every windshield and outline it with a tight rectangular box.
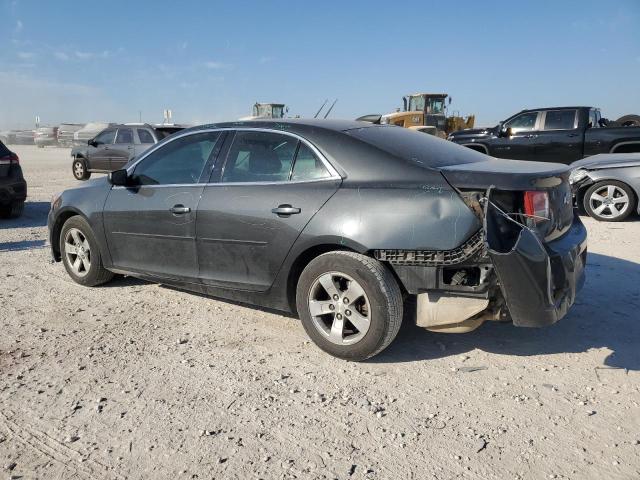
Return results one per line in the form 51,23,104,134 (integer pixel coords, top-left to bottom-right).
346,125,487,168
408,96,445,114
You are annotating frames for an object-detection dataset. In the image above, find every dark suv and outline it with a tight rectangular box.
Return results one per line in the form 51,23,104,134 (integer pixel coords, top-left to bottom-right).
0,140,27,218
71,124,184,180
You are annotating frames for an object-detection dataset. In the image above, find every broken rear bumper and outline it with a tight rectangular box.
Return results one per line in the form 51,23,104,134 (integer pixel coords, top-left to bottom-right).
487,214,587,328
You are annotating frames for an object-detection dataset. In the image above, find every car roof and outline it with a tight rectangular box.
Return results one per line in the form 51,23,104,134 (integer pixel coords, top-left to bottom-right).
184,118,376,134
520,106,592,112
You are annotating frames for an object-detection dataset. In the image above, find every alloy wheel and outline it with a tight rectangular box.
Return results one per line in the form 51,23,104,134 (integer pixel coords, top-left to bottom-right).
308,272,371,345
589,185,629,220
64,227,91,277
73,160,85,179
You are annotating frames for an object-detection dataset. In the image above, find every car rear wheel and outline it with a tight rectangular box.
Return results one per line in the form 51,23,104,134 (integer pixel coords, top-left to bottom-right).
296,251,403,361
60,216,114,286
72,158,91,180
583,180,636,222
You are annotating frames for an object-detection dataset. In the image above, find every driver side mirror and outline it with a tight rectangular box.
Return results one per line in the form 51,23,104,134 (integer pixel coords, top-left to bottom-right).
108,169,129,186
500,126,514,137
88,139,97,147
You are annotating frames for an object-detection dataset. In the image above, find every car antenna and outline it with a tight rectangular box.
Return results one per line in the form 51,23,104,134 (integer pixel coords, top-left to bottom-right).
323,99,338,119
314,99,328,118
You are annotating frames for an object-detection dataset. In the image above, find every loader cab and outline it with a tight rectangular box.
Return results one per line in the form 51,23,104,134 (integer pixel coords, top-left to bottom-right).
252,103,287,119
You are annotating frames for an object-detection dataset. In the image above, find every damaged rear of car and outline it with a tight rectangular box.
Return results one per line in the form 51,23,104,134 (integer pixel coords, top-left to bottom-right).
345,125,587,335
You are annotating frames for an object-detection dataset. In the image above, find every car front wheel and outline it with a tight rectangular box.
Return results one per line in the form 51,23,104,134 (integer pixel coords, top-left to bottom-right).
583,180,636,222
296,251,403,361
72,158,91,180
60,216,114,286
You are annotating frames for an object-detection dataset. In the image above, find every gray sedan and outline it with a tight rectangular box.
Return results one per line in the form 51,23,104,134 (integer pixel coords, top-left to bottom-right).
48,120,586,360
569,153,640,221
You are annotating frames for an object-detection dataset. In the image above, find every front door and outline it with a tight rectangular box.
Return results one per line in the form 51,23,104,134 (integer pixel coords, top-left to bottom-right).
88,128,116,171
490,111,540,161
102,130,225,281
196,130,340,291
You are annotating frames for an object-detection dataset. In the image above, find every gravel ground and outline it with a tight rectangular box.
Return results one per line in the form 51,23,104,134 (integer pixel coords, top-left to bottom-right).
1,146,639,480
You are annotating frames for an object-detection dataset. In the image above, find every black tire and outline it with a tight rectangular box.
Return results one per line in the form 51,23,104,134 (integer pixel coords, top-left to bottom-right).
72,157,91,180
583,180,636,222
296,251,403,361
60,216,114,286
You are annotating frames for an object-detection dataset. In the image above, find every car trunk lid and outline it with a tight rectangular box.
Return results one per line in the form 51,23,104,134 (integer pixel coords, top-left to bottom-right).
439,157,574,241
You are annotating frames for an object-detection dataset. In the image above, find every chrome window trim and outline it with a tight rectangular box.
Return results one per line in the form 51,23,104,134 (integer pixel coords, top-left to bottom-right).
111,177,340,190
539,109,579,131
125,127,342,182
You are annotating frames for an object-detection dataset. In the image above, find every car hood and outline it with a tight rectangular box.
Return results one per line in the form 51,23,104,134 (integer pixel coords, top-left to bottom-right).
448,126,496,139
570,152,640,170
71,145,88,156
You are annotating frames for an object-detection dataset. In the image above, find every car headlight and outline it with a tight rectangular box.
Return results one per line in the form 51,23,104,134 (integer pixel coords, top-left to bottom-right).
569,168,589,184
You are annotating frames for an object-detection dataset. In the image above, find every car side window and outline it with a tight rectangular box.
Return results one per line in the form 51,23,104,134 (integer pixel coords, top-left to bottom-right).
137,129,155,144
94,129,116,145
588,110,599,129
291,143,331,181
115,128,133,144
131,132,221,185
543,110,576,130
504,112,538,133
222,131,297,183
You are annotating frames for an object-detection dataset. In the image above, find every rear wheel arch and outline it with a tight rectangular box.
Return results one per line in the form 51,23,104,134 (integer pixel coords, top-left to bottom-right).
610,141,640,154
286,243,361,313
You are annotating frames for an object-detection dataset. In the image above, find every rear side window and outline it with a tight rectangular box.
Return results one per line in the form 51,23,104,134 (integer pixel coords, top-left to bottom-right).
132,132,221,185
543,110,576,130
222,131,297,183
137,129,155,144
115,128,133,144
291,144,331,181
94,129,116,145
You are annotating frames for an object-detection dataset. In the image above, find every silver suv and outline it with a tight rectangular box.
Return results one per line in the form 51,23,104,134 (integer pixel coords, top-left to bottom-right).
71,124,184,180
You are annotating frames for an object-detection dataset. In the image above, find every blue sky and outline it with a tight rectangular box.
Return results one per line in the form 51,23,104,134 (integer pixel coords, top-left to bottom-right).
1,0,639,129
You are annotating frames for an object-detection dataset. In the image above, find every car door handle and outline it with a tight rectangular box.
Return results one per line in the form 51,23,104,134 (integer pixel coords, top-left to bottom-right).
170,204,191,214
524,134,538,139
271,204,301,216
567,133,579,137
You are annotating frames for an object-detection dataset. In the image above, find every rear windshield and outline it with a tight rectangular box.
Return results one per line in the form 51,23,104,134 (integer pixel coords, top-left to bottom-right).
346,125,487,167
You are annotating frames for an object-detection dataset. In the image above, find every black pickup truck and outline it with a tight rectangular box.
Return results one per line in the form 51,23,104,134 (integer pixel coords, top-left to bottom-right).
448,107,640,164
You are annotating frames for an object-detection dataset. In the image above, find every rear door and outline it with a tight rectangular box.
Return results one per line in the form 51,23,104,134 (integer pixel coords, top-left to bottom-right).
196,130,341,291
110,128,135,170
135,128,156,159
102,131,225,281
88,128,116,171
534,109,583,164
490,111,541,160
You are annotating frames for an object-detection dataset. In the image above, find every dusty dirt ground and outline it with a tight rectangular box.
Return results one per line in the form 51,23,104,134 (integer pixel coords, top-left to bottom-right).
1,145,639,480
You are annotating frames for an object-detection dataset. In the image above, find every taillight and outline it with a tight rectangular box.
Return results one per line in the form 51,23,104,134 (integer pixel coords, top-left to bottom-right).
524,191,549,224
10,153,19,164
